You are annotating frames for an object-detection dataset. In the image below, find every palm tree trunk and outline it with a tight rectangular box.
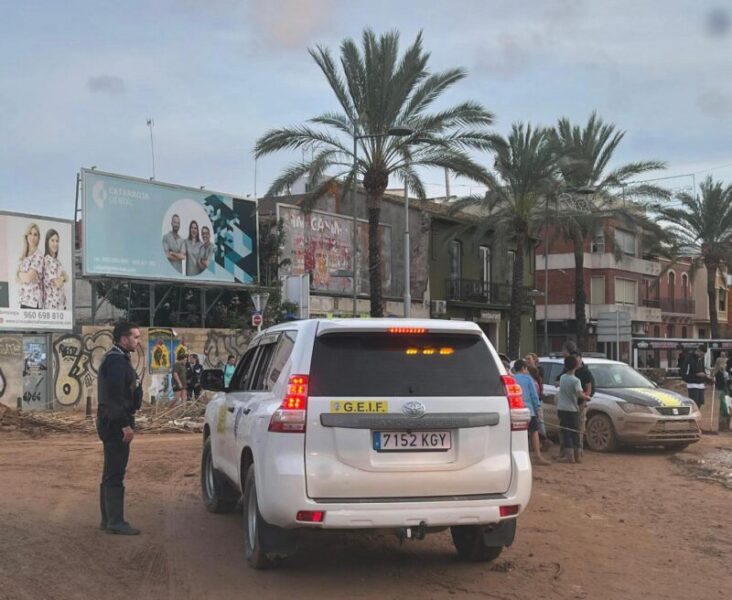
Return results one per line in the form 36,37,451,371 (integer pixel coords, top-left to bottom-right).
363,170,389,318
367,202,384,318
508,231,526,359
571,230,588,349
706,258,719,339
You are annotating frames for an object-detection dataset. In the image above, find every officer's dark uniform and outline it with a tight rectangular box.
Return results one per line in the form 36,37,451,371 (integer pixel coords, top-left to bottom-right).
97,344,142,534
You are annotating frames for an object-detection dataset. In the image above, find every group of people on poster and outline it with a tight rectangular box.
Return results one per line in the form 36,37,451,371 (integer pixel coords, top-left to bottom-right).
162,214,215,277
17,222,69,310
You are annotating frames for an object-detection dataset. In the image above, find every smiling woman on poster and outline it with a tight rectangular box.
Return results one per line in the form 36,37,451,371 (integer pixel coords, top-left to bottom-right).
42,228,68,310
185,220,202,276
16,222,44,309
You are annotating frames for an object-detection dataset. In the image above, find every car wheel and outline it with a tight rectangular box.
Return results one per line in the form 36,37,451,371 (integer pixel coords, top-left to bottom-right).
201,437,238,513
450,526,504,562
585,413,617,452
242,466,278,569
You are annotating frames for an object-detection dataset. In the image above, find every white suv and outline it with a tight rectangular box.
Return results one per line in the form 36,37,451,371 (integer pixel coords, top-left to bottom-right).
200,319,532,568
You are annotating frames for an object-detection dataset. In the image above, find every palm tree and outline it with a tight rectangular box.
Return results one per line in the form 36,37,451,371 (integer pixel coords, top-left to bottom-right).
453,123,558,358
549,112,667,348
255,29,494,316
653,176,732,338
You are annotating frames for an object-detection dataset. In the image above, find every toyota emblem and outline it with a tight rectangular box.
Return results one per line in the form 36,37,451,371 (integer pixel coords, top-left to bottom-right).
403,401,426,417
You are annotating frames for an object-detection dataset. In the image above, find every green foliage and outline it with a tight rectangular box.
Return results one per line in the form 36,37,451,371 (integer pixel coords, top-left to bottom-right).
652,176,732,337
255,28,494,316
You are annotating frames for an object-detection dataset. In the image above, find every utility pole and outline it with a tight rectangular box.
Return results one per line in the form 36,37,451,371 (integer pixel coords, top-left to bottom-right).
146,118,156,179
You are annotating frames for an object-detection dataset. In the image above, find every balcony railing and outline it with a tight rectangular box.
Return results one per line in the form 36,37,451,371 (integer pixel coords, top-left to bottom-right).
659,297,695,314
445,279,533,306
641,298,661,309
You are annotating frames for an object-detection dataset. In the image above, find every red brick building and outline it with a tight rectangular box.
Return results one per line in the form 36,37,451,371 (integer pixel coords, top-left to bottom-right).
535,219,662,359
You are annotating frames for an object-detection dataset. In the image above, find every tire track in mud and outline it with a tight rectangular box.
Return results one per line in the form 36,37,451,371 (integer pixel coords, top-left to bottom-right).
135,461,196,600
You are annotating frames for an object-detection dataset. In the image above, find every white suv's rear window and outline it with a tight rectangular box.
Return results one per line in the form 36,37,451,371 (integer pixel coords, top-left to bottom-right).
309,332,503,397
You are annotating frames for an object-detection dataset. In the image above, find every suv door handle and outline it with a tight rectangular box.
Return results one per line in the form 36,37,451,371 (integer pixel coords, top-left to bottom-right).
242,408,251,415
227,405,236,413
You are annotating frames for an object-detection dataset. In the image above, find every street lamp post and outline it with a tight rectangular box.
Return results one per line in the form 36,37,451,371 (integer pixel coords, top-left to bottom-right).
349,127,414,317
543,194,550,355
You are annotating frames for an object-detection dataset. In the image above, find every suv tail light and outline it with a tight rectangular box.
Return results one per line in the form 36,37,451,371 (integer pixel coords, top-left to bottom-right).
268,375,309,433
501,375,531,431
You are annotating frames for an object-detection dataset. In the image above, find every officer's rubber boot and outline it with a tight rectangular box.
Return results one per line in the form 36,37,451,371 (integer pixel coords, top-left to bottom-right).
99,484,107,530
574,448,583,464
105,486,140,535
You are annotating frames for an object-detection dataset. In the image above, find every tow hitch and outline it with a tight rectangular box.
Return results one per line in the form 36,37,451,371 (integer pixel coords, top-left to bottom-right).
396,521,427,543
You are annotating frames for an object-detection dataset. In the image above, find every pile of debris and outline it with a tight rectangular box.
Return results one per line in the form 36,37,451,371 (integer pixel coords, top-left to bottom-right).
0,400,207,436
135,401,207,433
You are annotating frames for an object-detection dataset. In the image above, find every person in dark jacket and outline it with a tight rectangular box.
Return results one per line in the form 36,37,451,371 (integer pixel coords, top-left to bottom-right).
97,321,143,535
682,345,708,408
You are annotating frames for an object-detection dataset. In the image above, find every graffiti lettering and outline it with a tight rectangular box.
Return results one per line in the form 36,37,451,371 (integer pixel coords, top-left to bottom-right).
53,331,145,407
0,337,22,357
203,330,251,370
23,390,42,403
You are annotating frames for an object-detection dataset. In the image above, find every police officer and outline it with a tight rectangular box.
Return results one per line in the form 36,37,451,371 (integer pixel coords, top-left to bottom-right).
97,321,143,535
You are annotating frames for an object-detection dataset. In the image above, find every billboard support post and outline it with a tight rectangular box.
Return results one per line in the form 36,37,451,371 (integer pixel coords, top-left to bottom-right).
150,284,156,327
91,281,97,326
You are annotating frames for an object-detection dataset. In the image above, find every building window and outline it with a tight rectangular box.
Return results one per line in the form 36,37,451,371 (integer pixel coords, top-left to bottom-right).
667,325,675,338
480,246,491,287
591,234,605,254
506,250,515,284
449,240,462,281
681,326,688,338
615,278,637,305
653,325,661,337
430,228,438,261
668,271,675,300
719,288,726,312
591,276,605,305
615,229,636,256
699,328,707,339
681,273,689,298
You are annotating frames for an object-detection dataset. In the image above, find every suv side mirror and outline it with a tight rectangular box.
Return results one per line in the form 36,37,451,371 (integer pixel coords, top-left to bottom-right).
201,369,225,392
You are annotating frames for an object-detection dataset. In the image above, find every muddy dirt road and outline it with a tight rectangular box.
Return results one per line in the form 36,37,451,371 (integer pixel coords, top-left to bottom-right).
1,431,730,600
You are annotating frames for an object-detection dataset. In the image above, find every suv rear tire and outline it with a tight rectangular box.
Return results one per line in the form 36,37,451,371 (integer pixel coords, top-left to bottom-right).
585,413,618,452
451,526,504,562
201,437,239,513
242,466,277,569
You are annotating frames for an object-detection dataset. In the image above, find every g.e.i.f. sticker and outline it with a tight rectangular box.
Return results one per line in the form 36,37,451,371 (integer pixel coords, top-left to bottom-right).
330,400,388,413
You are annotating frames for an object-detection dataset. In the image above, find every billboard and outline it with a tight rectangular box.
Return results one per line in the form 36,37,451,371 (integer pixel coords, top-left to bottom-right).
81,170,258,285
277,204,392,295
0,211,73,331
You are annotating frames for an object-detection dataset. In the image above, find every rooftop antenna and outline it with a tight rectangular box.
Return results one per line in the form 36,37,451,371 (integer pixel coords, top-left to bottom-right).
146,118,156,179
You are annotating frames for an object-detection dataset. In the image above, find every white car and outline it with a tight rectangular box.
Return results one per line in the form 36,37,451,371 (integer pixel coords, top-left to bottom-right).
200,319,533,568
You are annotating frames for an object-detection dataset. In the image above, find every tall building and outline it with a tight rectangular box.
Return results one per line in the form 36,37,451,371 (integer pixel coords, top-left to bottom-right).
535,218,662,359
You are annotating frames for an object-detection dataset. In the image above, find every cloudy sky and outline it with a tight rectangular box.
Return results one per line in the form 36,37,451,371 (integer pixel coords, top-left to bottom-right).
1,0,731,219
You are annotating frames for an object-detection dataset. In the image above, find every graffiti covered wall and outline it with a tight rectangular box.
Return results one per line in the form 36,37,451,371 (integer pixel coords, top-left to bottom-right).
0,335,23,405
278,204,393,296
0,327,252,411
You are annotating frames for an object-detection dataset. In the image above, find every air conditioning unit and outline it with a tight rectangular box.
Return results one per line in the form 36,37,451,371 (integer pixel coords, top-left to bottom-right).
632,323,646,335
431,300,447,315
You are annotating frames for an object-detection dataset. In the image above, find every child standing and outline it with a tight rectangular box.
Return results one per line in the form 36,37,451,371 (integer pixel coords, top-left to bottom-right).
557,355,591,464
513,359,551,465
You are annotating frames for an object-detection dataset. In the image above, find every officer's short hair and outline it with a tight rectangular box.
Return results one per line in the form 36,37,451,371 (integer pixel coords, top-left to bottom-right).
113,320,138,343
